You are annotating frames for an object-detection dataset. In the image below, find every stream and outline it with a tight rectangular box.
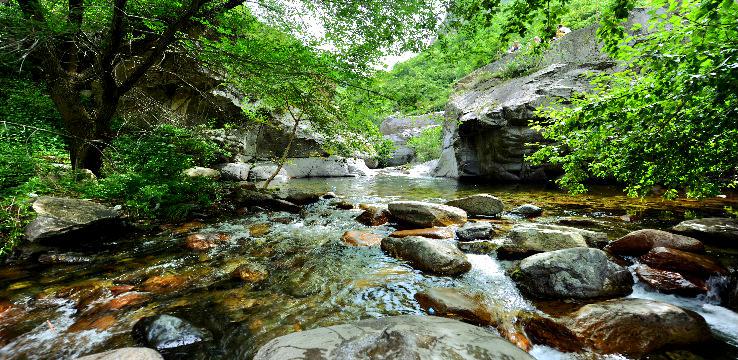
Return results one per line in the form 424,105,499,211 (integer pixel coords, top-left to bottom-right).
1,173,737,359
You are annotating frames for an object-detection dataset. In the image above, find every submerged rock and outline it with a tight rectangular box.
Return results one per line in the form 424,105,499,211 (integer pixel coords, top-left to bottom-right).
37,252,93,265
388,201,467,227
565,298,712,356
341,231,383,247
635,264,707,296
640,247,727,277
389,227,454,239
381,236,471,275
231,264,269,283
133,315,210,350
253,315,534,360
355,204,390,226
445,194,504,217
671,217,738,246
25,196,121,244
77,347,163,360
498,223,591,258
456,222,497,241
511,247,633,299
510,204,543,217
605,229,704,256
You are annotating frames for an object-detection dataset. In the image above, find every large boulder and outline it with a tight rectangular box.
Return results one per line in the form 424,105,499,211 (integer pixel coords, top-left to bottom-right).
565,298,712,356
511,247,633,299
388,201,467,227
253,315,534,360
77,348,163,360
671,217,738,247
24,196,121,244
498,223,599,258
380,113,442,166
605,229,704,255
445,194,504,217
283,157,372,178
215,163,251,181
640,247,727,277
381,236,471,276
133,315,209,350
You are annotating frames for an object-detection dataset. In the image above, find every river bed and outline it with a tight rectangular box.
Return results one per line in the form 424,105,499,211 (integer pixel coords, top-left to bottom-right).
1,174,737,359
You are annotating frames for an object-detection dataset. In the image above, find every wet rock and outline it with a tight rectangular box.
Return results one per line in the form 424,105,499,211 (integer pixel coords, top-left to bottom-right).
331,200,354,210
77,347,163,360
236,189,275,204
321,192,337,199
231,264,269,283
355,204,390,226
565,298,712,356
457,240,499,254
215,163,251,181
456,222,497,241
69,314,117,332
133,314,210,350
184,232,230,251
511,248,633,299
24,196,121,244
635,264,707,296
722,273,738,311
106,292,149,310
605,229,704,256
253,315,534,360
341,231,383,247
282,191,324,205
109,285,135,295
445,194,504,217
498,223,591,258
555,216,600,227
671,217,738,246
171,221,204,235
388,201,467,227
381,236,471,275
141,274,189,294
414,287,491,324
182,166,220,179
389,227,454,239
510,204,543,217
249,223,271,237
518,312,582,353
37,252,93,264
640,247,727,277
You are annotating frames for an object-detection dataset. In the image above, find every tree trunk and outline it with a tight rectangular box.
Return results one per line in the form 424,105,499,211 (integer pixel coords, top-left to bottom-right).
262,115,301,189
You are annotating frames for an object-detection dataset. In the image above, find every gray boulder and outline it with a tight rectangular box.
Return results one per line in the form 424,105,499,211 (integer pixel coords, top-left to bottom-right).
456,222,497,241
284,157,371,178
388,201,467,227
671,217,738,247
446,194,504,217
25,197,121,244
511,247,633,299
215,163,251,181
565,298,711,356
77,348,163,360
498,223,597,258
381,236,471,275
510,204,543,217
133,315,209,350
254,315,533,360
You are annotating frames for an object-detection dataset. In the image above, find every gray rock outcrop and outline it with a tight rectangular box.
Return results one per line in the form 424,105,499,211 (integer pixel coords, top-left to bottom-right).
25,197,121,244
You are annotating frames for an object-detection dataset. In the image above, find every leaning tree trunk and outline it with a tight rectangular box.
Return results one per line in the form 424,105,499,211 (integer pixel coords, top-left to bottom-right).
262,115,301,189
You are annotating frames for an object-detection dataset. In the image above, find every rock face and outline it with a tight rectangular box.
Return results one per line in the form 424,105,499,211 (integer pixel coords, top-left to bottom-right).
635,265,707,296
640,247,727,276
456,222,497,241
381,236,471,275
253,315,534,360
388,201,467,227
433,12,651,181
25,196,121,244
445,194,504,217
77,347,163,360
565,298,712,356
671,217,738,246
511,248,633,299
605,229,704,255
498,223,591,258
380,113,442,166
133,315,209,350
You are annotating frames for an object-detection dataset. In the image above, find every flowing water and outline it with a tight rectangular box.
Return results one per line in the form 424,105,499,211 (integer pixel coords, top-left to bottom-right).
1,173,738,359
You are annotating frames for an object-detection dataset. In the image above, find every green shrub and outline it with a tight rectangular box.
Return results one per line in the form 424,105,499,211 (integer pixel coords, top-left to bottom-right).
407,126,443,162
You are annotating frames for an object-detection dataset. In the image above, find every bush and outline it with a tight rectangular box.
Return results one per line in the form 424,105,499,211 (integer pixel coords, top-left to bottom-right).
407,126,443,162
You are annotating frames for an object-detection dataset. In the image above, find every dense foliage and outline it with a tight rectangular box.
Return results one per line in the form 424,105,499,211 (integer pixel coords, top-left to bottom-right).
530,0,738,198
407,126,444,163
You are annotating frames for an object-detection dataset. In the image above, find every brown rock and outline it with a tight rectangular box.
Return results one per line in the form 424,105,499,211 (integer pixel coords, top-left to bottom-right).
605,229,704,256
390,227,454,239
249,223,271,237
355,205,390,226
414,288,491,324
69,314,117,332
0,301,13,314
107,293,148,310
640,247,727,277
109,285,135,295
518,312,582,353
172,221,204,235
231,264,268,283
341,231,383,247
636,265,707,296
141,274,189,293
184,232,230,251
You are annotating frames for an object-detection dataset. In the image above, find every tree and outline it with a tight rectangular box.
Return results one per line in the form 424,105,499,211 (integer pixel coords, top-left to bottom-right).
0,0,444,174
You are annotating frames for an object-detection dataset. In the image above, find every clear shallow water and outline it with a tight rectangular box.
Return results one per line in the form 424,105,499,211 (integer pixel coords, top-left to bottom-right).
0,174,737,359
